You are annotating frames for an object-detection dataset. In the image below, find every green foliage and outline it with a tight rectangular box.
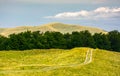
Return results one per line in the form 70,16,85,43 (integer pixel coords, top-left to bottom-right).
64,33,72,49
0,30,119,52
108,30,120,52
0,35,8,50
93,33,111,50
80,30,96,48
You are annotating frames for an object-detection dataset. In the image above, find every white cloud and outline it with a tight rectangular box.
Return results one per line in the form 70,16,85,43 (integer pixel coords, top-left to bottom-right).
45,7,120,19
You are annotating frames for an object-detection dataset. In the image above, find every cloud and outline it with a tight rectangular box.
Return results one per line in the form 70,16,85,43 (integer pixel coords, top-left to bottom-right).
45,7,120,19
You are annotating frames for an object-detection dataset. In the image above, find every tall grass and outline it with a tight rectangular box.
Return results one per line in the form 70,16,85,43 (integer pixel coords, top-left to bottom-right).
0,48,119,76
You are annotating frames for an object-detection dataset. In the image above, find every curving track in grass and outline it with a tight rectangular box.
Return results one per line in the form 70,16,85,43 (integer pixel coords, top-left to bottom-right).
0,49,93,73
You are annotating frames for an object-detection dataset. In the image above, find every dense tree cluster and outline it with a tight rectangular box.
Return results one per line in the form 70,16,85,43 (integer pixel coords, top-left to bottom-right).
0,30,120,52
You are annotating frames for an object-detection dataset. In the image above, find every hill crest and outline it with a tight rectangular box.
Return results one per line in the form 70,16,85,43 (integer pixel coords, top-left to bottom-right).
0,22,107,36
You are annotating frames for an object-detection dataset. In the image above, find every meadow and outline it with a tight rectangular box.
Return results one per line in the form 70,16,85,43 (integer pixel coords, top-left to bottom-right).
0,47,120,76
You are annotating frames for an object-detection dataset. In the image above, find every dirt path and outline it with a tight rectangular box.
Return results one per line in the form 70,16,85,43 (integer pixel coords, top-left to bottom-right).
40,49,93,71
0,49,93,73
83,49,93,64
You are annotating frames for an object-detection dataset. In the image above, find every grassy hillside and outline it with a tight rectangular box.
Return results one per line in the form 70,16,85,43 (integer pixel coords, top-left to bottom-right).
43,23,107,34
0,22,107,36
0,28,6,33
0,47,119,76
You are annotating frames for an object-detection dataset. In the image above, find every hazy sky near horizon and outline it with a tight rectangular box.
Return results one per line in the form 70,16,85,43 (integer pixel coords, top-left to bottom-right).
0,0,120,31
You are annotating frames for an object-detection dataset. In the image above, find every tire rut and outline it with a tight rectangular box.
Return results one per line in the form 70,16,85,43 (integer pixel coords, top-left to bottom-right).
0,49,93,73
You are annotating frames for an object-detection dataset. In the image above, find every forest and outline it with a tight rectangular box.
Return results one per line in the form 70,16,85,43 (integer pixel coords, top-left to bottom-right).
0,30,120,52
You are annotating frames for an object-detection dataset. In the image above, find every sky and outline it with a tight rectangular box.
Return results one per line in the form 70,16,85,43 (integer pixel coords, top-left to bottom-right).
0,0,120,31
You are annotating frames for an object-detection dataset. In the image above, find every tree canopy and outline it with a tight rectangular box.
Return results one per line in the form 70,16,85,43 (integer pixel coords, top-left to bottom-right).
0,30,120,52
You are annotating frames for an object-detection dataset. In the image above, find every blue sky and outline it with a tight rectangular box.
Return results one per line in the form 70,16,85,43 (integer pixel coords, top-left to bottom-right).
0,0,120,31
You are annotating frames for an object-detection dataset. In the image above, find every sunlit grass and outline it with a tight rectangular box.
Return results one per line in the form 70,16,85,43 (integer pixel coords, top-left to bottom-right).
0,47,119,76
0,48,88,70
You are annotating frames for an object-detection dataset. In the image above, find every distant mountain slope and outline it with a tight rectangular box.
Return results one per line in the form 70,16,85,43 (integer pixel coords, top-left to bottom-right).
43,23,107,34
0,28,6,33
0,22,107,36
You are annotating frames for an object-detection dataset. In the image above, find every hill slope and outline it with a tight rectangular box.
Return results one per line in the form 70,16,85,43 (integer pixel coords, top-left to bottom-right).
0,28,6,33
0,22,107,36
0,48,119,76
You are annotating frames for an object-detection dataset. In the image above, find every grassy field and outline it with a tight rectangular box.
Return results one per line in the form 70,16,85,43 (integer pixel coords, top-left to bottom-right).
0,47,119,76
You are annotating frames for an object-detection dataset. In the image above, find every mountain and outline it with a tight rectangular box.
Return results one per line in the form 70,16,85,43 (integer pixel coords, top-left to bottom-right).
0,22,107,36
0,28,6,33
0,48,119,76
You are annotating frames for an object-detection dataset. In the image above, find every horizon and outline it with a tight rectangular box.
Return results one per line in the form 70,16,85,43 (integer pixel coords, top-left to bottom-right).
0,0,120,31
0,22,111,32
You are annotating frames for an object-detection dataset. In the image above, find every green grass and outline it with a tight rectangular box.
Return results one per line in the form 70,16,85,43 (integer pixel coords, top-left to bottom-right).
0,47,119,76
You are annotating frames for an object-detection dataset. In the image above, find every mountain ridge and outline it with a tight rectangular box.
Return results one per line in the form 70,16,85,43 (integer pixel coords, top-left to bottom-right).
0,22,107,36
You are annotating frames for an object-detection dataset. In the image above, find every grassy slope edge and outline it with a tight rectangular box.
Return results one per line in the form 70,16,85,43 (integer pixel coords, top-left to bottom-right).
0,47,119,76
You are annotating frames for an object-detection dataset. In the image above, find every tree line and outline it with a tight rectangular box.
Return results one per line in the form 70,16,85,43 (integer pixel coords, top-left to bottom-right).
0,30,120,52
